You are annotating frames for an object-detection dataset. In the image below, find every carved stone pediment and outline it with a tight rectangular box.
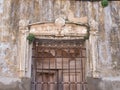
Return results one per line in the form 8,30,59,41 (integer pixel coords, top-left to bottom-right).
29,18,88,39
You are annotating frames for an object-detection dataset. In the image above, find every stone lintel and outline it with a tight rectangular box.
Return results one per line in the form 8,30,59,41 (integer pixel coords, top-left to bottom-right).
29,22,88,39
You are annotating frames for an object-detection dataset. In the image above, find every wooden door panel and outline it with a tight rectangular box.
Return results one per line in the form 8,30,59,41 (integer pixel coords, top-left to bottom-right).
36,72,57,90
63,72,81,90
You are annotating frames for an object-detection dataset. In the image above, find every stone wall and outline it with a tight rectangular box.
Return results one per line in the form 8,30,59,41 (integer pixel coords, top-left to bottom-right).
0,0,120,90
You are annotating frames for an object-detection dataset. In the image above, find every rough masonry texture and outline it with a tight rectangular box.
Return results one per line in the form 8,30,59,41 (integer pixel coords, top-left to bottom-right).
0,0,120,90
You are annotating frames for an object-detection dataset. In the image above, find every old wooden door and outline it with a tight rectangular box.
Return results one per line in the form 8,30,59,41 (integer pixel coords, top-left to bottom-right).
32,39,87,90
35,70,58,90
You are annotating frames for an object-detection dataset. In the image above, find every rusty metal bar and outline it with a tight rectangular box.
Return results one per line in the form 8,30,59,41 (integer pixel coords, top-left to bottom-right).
68,48,70,90
48,48,51,90
75,48,77,90
34,42,39,90
80,48,84,90
55,48,58,90
62,49,64,90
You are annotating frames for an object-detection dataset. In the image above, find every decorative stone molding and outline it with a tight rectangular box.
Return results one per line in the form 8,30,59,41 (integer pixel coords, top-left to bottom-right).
88,29,100,78
18,18,101,79
29,18,88,39
19,17,90,78
19,19,29,30
18,19,30,77
55,17,65,27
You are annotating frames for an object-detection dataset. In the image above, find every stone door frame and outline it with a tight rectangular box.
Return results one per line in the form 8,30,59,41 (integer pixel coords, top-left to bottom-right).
18,19,99,79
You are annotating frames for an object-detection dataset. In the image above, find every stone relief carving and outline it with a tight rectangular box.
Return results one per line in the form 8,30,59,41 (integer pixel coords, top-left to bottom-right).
30,21,87,37
19,19,29,30
55,17,65,27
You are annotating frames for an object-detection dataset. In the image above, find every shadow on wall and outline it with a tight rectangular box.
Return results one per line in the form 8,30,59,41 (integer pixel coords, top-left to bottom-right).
0,77,31,90
87,77,120,90
87,77,102,90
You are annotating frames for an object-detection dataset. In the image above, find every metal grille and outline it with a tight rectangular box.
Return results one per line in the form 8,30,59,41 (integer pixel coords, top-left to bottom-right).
32,39,87,90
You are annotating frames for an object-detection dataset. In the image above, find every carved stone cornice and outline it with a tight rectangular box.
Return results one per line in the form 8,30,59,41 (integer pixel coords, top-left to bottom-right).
28,18,88,39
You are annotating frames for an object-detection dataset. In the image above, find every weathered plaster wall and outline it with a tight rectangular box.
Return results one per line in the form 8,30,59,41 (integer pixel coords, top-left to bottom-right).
0,0,20,77
91,1,120,77
0,0,120,90
0,77,30,90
